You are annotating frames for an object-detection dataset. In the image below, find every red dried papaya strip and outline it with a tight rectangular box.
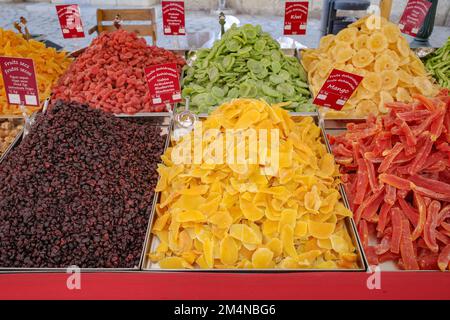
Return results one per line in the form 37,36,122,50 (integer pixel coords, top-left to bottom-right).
378,143,404,173
437,244,450,271
411,184,450,202
408,137,433,175
361,189,385,221
430,109,446,141
436,231,449,245
364,157,381,192
398,197,419,227
379,173,412,190
399,217,419,270
375,233,391,255
355,187,385,224
441,222,450,232
424,200,441,253
397,110,431,122
358,219,369,248
390,207,403,254
412,94,436,111
354,159,369,205
384,184,396,205
409,174,450,196
437,205,450,226
417,251,439,270
411,193,426,241
377,202,393,233
397,119,417,146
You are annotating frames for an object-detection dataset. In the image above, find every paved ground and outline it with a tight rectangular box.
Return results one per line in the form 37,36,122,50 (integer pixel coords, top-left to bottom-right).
0,2,448,52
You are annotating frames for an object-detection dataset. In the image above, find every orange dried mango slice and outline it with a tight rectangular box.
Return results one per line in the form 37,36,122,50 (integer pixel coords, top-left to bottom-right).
308,220,336,239
159,257,192,269
220,236,239,265
252,248,274,269
229,224,261,245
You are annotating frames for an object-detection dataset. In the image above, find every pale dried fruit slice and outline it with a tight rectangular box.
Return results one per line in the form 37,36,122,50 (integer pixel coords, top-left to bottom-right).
356,86,375,100
336,27,358,44
315,59,333,78
356,100,378,116
396,37,410,57
352,48,374,68
319,34,335,51
333,46,355,63
381,23,401,43
367,32,388,53
354,34,369,50
413,77,435,96
397,69,414,86
362,72,382,92
381,70,399,90
379,91,393,113
220,235,239,265
396,87,412,103
251,248,274,268
374,53,399,72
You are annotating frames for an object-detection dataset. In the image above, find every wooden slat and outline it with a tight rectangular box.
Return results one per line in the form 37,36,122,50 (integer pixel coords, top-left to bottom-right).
98,9,155,22
97,9,104,33
101,25,156,38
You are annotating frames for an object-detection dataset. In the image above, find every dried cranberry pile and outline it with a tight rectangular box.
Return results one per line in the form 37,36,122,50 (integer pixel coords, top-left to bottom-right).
0,101,166,268
51,30,186,114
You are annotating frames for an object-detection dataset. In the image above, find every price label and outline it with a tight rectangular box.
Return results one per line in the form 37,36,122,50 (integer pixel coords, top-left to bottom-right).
313,69,363,111
56,4,85,39
162,1,186,35
145,63,182,107
0,57,39,106
398,0,432,37
283,1,309,35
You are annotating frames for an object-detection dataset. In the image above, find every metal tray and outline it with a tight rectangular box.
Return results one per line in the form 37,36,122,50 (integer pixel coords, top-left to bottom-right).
142,112,368,272
323,119,447,272
0,114,172,273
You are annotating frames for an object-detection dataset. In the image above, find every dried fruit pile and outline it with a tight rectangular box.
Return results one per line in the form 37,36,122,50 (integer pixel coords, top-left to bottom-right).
423,36,450,89
302,15,438,118
150,99,358,269
0,101,166,268
330,91,450,271
52,30,186,114
0,28,72,115
182,24,312,114
0,119,23,156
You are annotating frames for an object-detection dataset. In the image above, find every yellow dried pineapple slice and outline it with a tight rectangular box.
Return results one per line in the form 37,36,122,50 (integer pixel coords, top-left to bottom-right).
374,53,399,72
352,48,374,68
366,32,388,53
362,72,382,92
336,27,358,44
381,23,401,43
381,70,399,91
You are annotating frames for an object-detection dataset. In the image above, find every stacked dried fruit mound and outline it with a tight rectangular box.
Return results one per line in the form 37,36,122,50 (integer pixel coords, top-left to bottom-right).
0,101,166,268
149,99,359,269
302,15,439,118
52,30,186,114
182,24,313,114
330,91,450,271
0,28,72,115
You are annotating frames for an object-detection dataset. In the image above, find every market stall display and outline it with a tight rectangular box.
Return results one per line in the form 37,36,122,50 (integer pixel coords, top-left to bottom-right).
0,118,23,157
148,98,361,270
329,91,450,271
0,101,166,268
51,29,186,114
423,37,450,89
302,15,439,118
0,28,72,115
182,24,313,114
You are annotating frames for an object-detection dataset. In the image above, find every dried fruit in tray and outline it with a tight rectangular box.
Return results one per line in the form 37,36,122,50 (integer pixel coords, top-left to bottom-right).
51,30,186,114
0,119,23,156
150,98,358,269
0,28,72,115
0,101,166,268
302,15,439,118
330,90,450,270
182,24,313,114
